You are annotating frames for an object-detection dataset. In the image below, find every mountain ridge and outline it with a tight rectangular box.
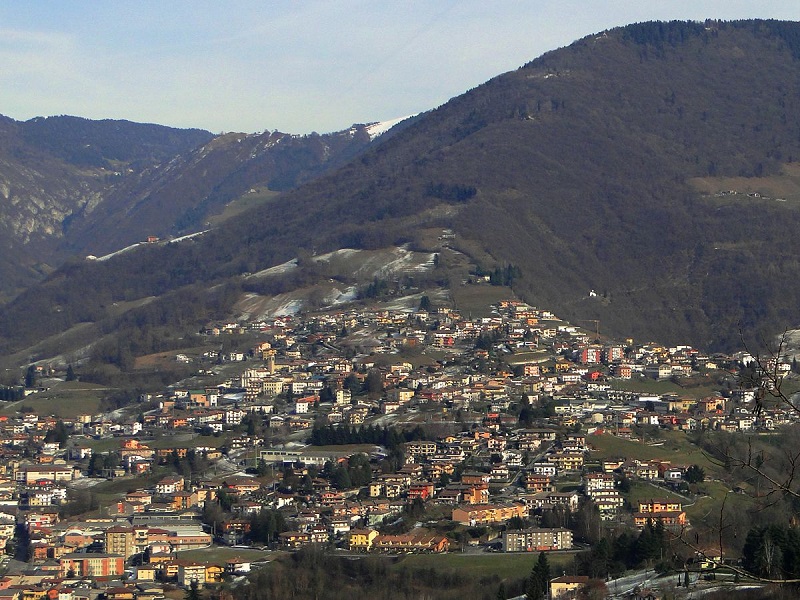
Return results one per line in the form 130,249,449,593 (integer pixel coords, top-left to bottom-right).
0,114,407,299
2,20,800,366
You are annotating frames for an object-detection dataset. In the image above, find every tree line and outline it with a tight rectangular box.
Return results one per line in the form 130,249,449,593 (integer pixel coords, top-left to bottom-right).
0,386,24,401
309,423,431,448
574,520,671,578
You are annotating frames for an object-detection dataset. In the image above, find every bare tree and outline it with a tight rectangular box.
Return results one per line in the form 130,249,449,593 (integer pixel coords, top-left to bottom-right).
676,331,800,582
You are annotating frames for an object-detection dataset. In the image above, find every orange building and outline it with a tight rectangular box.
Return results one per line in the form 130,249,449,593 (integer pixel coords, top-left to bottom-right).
372,530,449,553
59,553,124,577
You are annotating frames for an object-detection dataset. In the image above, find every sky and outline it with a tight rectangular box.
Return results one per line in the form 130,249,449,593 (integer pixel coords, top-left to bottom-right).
1,1,799,135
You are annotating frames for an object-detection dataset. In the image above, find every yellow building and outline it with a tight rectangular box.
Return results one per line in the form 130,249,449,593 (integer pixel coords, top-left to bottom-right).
547,451,584,471
638,499,682,513
348,529,379,552
668,398,696,413
205,564,224,583
135,565,156,581
550,575,589,598
451,503,527,526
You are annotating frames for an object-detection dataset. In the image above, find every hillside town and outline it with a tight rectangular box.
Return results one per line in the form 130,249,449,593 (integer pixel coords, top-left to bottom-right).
0,299,791,600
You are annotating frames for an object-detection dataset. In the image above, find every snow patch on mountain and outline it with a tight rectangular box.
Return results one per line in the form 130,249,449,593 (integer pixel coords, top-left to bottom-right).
326,285,358,305
246,259,298,279
365,115,416,140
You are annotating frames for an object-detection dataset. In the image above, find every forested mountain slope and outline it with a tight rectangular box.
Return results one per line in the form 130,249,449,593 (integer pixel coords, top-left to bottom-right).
3,20,800,358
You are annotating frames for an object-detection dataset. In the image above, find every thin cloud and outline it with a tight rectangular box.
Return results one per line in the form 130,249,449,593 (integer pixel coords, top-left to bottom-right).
1,2,799,133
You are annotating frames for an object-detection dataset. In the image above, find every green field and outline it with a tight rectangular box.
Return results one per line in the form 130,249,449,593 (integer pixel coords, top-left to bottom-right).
450,285,514,318
610,377,718,399
626,480,687,507
303,444,376,455
777,376,800,398
3,380,112,418
684,480,753,526
370,348,442,369
588,431,718,473
207,188,281,226
84,436,128,453
557,479,582,493
90,470,166,500
148,432,230,450
394,551,579,581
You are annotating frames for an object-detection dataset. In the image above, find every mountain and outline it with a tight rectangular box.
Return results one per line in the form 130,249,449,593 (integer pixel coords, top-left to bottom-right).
0,115,394,300
0,116,214,298
54,123,397,259
3,19,800,365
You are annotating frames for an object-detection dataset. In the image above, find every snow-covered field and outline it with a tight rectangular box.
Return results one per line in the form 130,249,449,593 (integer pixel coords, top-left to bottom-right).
235,245,441,320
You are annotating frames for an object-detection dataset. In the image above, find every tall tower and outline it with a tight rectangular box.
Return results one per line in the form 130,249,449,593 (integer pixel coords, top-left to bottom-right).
265,349,276,374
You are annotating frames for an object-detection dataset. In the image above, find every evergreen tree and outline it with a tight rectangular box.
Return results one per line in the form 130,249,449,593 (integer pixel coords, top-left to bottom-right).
87,454,102,477
332,464,352,489
526,552,550,600
185,579,201,600
66,364,77,381
45,421,69,448
519,395,533,426
24,365,36,389
496,582,507,600
318,385,334,403
344,373,361,394
365,370,383,395
217,489,234,512
685,464,705,483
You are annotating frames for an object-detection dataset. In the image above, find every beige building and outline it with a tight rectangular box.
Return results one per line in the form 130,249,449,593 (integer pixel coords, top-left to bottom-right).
15,465,76,484
104,526,136,559
502,528,573,552
177,562,206,586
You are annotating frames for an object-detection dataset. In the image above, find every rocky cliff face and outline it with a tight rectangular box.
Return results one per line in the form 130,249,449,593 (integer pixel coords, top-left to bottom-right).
0,157,102,243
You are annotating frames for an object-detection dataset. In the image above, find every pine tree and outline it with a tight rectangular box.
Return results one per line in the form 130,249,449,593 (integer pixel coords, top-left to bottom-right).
496,582,507,600
185,579,201,600
54,421,69,448
685,464,705,483
24,365,36,389
526,552,551,600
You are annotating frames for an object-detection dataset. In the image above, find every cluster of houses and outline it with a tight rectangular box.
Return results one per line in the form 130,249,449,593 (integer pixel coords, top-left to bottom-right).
0,298,794,598
78,299,788,445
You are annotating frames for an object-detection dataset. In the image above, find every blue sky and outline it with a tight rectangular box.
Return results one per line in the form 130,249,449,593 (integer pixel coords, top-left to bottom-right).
1,1,798,134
